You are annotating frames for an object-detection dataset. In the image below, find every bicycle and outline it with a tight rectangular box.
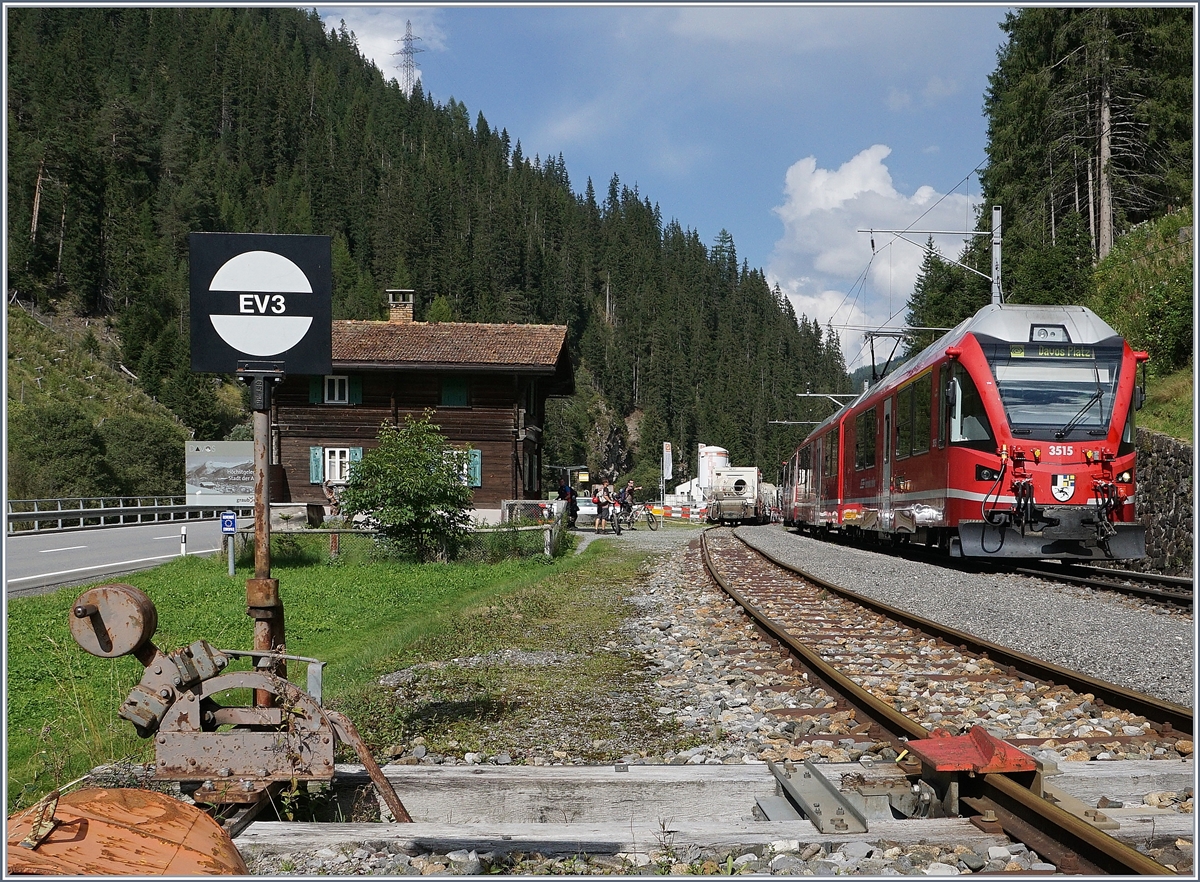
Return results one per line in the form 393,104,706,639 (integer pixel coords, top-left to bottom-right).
617,501,660,531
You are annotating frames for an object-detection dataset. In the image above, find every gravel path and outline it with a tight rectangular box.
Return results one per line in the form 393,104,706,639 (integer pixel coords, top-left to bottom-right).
735,524,1194,708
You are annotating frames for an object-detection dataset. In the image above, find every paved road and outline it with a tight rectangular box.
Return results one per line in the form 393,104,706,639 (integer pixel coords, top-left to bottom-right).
6,519,242,597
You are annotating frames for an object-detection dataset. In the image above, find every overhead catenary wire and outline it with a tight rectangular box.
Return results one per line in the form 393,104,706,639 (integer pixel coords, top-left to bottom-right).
833,161,988,371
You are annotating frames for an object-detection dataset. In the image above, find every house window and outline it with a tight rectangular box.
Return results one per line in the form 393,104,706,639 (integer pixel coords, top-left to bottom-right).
310,375,362,404
310,446,362,483
325,375,349,404
326,448,351,483
441,376,469,407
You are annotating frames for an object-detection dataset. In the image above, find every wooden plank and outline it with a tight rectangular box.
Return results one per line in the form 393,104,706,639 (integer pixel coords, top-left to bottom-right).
236,818,1008,855
1101,809,1195,846
1044,760,1195,806
331,763,779,824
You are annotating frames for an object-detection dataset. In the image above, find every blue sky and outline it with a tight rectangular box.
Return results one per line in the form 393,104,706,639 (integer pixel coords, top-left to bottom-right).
316,5,1013,368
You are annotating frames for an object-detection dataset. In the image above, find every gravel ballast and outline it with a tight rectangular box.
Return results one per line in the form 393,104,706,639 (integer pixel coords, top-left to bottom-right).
238,522,1194,875
734,525,1194,708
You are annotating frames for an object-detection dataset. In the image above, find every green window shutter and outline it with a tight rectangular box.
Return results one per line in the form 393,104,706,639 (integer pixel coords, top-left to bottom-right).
440,376,468,407
468,449,482,487
309,377,322,404
349,375,363,405
309,446,324,483
348,446,363,480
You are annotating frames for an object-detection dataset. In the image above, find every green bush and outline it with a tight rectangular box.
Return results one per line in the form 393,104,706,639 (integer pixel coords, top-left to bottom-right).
339,414,473,562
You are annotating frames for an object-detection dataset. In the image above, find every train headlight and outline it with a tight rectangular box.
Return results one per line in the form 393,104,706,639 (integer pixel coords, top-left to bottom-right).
975,465,999,482
1117,470,1132,483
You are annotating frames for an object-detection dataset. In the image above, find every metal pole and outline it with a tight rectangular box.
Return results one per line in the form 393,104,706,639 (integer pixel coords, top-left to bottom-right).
991,205,1002,305
228,534,235,577
253,405,271,580
247,381,285,704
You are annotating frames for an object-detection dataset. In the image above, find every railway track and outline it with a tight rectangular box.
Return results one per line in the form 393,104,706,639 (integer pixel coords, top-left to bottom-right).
804,528,1194,608
1009,561,1194,607
699,527,1193,875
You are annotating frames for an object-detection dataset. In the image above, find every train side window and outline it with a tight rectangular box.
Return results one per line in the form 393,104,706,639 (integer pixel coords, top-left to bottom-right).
1118,407,1135,456
912,373,932,455
949,367,995,450
895,386,913,460
855,408,877,470
823,433,838,483
936,366,945,448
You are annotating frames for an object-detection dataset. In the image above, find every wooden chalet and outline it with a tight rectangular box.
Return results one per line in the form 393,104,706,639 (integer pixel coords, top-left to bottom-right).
269,293,574,518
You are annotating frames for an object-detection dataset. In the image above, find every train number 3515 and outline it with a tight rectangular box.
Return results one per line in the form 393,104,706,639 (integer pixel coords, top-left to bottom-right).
1048,444,1074,457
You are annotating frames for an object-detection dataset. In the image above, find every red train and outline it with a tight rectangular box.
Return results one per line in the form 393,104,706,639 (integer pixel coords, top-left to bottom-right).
781,304,1147,560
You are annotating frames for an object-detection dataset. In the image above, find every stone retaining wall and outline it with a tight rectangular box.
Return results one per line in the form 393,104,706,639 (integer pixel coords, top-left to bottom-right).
1119,428,1194,576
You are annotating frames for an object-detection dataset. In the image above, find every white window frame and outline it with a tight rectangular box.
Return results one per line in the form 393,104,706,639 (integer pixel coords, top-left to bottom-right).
324,375,349,404
325,447,352,483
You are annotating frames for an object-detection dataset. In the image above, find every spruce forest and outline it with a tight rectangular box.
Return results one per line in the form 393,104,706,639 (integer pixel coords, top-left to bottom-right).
904,8,1193,368
6,7,1193,500
6,7,847,498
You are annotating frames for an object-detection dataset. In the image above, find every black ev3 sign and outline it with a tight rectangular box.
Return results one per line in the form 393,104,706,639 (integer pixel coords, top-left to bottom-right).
189,233,332,374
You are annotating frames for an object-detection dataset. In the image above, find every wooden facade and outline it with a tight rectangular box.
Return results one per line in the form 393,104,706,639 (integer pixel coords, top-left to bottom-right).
269,316,573,513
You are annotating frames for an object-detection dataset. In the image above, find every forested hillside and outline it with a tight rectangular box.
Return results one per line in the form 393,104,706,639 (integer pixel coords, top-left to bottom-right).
6,7,847,497
905,7,1193,386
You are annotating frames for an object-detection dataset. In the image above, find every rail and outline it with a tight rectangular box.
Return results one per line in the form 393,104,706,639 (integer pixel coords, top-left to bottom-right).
700,530,1181,875
7,497,255,534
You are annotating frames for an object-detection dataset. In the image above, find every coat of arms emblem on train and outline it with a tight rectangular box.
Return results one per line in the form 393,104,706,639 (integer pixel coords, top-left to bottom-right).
1051,474,1076,501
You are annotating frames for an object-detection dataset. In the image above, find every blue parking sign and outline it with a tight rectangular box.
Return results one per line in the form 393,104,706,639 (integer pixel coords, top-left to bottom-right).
221,511,237,534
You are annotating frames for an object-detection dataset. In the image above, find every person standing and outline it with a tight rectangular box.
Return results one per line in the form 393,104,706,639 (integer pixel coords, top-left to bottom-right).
557,477,578,528
594,478,614,533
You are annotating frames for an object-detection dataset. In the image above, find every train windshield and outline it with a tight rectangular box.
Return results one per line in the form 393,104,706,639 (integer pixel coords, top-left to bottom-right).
984,344,1123,439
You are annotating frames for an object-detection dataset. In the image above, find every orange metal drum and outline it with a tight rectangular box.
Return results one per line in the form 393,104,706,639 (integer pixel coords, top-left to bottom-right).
7,788,247,876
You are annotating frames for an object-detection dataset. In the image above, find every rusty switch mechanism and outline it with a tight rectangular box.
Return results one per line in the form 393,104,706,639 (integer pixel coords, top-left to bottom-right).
69,583,411,824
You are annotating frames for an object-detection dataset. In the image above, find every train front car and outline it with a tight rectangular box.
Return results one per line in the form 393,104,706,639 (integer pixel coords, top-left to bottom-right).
949,304,1146,561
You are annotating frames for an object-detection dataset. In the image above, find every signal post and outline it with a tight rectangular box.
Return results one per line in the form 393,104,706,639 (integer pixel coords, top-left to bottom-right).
189,233,332,704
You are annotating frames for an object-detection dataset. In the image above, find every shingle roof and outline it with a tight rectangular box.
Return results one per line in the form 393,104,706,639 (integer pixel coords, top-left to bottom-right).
333,320,569,370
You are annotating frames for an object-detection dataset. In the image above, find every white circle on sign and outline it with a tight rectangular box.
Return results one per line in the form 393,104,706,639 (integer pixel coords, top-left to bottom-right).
208,250,315,356
209,250,313,293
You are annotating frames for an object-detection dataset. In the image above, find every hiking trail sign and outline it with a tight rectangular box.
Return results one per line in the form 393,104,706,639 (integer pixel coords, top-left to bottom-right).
189,233,331,375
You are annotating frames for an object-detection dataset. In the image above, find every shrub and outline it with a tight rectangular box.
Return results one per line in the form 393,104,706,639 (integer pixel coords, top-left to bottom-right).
339,413,473,562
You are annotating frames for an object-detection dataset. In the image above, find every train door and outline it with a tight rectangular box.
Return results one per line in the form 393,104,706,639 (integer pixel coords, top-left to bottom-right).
882,397,893,529
813,435,824,522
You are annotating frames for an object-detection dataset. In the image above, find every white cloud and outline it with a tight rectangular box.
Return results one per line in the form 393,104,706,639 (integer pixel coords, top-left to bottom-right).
887,88,913,112
922,76,960,104
317,7,447,81
768,145,981,369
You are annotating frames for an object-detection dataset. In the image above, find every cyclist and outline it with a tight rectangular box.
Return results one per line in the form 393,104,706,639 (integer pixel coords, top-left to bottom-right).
617,479,641,526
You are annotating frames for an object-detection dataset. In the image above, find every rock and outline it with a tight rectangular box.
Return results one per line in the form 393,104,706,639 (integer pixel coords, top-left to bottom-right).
800,843,825,861
839,841,874,861
987,846,1012,861
1145,790,1179,808
959,851,986,871
925,862,960,875
769,854,807,874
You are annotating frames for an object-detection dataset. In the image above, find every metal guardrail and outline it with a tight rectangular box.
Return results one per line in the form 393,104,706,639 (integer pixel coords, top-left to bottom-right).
7,497,255,534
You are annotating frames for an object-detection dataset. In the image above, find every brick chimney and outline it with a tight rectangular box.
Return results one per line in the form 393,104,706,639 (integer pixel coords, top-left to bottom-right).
387,289,414,323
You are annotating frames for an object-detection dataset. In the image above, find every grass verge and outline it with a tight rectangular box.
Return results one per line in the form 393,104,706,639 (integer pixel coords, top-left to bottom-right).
6,527,697,812
1140,366,1193,444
